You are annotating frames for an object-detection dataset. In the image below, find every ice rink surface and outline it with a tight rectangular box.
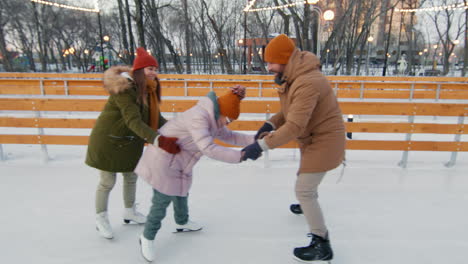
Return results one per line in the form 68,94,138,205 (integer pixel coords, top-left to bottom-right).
1,145,467,264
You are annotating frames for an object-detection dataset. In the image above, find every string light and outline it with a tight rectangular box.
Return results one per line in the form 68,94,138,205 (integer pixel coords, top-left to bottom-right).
30,0,100,13
244,0,319,13
396,3,468,13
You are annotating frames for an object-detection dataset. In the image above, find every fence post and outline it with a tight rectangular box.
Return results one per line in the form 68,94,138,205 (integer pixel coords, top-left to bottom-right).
184,81,188,96
0,145,4,161
172,103,177,118
359,82,364,100
409,83,415,101
263,106,271,168
333,83,338,96
40,79,45,95
435,84,441,102
32,101,49,163
445,115,465,167
258,81,263,97
398,106,416,168
64,80,69,96
434,84,441,120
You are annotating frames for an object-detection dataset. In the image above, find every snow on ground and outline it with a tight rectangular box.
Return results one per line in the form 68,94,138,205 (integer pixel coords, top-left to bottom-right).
1,144,467,264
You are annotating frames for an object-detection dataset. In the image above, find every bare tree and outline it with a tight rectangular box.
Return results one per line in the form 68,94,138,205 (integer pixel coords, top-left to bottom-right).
0,0,16,71
428,0,465,75
463,0,468,76
134,0,146,48
117,0,131,64
201,0,235,74
181,0,192,73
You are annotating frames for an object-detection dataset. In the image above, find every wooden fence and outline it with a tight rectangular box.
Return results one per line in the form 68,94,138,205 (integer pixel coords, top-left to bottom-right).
0,73,467,167
1,73,468,100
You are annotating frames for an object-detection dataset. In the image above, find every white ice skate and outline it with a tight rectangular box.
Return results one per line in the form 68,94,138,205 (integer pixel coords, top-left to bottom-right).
139,234,155,262
123,204,147,224
174,220,203,233
96,211,113,239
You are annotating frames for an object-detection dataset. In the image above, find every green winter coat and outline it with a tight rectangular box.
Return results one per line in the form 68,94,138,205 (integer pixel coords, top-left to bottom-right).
85,66,166,172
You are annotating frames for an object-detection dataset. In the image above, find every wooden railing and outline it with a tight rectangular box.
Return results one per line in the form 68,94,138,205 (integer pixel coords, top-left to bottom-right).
0,73,467,166
1,73,468,100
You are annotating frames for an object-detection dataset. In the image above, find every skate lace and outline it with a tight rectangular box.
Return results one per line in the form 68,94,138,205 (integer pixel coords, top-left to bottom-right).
306,233,320,247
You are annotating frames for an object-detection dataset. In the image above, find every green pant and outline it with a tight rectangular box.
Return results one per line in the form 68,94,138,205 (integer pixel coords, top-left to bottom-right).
95,170,138,213
143,189,189,240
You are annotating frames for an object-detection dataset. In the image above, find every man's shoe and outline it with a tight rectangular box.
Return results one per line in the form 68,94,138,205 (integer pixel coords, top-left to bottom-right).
293,233,333,263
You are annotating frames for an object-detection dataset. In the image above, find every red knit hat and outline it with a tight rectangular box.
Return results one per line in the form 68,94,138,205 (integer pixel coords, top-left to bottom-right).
133,47,158,71
218,90,241,120
264,34,296,64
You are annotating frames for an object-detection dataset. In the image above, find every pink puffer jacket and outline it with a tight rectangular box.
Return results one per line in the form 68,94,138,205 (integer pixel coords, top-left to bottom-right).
135,96,254,197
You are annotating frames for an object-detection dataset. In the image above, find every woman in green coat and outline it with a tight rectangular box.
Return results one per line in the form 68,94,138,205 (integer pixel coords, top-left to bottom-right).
85,47,180,239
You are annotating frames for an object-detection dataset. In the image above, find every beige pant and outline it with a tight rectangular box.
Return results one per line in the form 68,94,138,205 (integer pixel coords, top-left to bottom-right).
295,172,328,238
95,170,138,213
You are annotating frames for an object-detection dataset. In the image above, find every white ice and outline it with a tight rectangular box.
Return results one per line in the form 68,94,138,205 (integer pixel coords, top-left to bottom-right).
1,144,467,264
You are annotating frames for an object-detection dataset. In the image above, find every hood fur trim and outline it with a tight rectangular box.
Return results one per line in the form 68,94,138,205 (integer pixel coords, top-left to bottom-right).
103,66,133,94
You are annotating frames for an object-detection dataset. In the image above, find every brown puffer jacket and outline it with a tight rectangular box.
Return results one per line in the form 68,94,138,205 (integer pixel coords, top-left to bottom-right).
264,49,346,174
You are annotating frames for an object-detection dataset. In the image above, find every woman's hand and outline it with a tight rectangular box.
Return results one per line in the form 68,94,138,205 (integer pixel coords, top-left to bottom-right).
155,135,181,154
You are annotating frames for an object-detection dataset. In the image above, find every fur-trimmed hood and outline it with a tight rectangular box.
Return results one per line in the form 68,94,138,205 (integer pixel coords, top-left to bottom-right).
103,66,133,94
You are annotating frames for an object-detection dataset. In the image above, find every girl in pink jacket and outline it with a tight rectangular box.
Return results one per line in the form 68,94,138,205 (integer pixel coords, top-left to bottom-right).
135,87,254,262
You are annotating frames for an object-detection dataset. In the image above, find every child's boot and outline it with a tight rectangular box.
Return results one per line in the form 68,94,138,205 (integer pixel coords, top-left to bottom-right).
123,204,147,224
175,220,203,232
139,234,155,262
96,211,113,239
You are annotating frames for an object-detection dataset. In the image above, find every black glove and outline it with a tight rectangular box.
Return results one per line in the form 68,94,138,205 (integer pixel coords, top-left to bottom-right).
241,141,263,161
254,122,274,140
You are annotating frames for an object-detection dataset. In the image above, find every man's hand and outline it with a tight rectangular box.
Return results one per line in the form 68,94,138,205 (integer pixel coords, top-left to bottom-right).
241,141,263,161
156,135,181,154
257,131,270,139
254,122,274,140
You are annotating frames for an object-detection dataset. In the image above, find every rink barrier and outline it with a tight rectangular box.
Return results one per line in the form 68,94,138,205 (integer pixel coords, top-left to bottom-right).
1,73,468,100
0,97,467,166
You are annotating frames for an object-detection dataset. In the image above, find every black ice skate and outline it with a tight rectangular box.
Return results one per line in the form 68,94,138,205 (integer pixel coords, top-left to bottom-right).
293,233,333,263
290,203,303,215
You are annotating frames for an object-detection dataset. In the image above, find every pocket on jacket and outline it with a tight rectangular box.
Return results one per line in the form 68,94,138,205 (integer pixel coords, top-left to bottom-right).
107,134,136,147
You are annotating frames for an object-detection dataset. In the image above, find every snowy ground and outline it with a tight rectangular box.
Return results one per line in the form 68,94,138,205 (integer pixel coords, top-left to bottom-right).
1,144,467,264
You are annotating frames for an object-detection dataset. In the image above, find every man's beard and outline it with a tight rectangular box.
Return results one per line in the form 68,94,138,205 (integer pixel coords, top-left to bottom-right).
274,72,285,85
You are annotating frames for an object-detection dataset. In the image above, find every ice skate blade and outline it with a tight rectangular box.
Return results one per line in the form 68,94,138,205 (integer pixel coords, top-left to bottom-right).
172,227,203,233
123,219,146,224
293,256,331,264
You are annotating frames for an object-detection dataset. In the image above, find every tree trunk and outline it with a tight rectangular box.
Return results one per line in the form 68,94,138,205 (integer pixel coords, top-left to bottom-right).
273,0,290,36
0,10,13,71
202,0,233,74
31,2,46,71
125,0,135,63
303,4,311,52
117,0,130,64
134,0,145,48
464,0,468,76
182,0,192,73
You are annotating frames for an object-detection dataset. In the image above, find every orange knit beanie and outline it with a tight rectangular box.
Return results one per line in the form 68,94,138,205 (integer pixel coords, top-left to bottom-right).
133,47,159,71
218,90,241,120
264,34,296,64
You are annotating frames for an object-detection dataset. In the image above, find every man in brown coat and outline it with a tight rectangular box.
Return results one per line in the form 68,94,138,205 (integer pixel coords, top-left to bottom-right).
241,34,345,263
